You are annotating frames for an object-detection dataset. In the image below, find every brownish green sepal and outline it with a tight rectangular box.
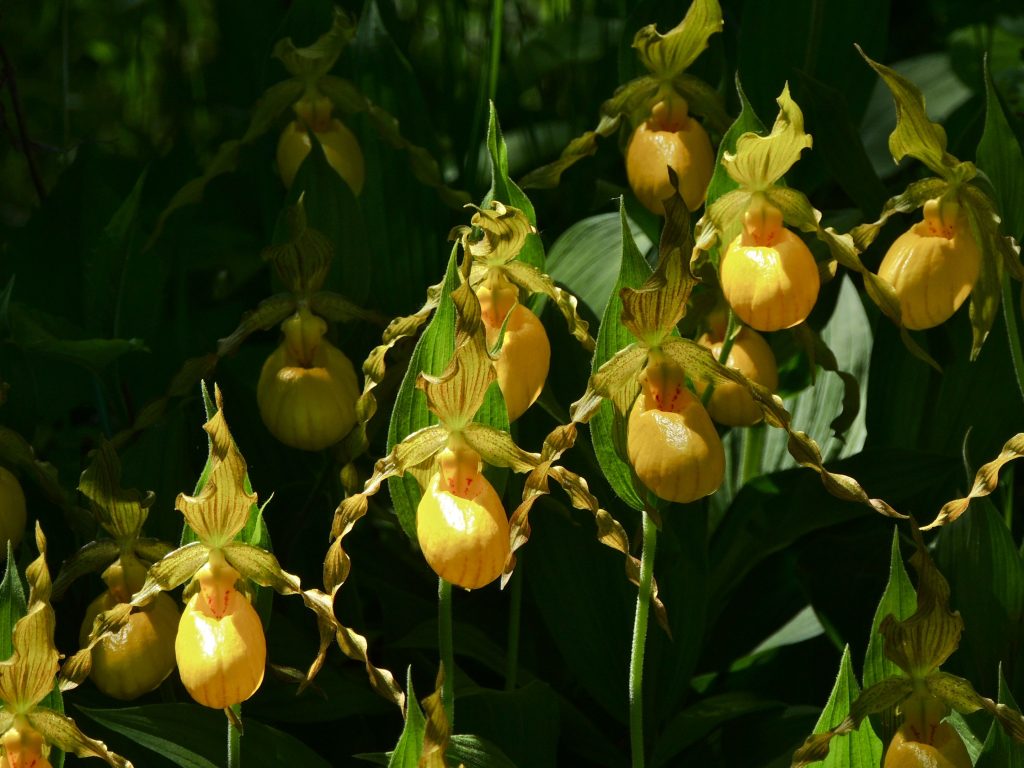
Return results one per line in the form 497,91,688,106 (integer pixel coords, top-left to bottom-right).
456,202,594,351
1,525,133,767
174,388,256,549
879,526,963,678
924,432,1024,529
856,45,960,179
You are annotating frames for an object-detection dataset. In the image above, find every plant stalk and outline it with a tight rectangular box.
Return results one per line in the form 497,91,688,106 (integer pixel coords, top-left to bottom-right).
629,507,659,768
439,577,455,726
504,561,523,691
701,310,739,408
463,0,505,190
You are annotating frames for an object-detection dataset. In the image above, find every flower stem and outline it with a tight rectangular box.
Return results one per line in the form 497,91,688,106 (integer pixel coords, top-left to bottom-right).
487,0,504,103
438,577,455,726
463,0,505,190
629,508,659,768
701,310,739,408
504,561,523,691
227,705,241,768
1001,273,1024,407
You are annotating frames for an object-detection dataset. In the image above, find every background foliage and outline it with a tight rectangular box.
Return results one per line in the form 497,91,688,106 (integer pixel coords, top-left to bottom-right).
1,0,1023,765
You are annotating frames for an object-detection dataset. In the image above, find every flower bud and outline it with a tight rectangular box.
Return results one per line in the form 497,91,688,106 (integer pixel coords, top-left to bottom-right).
627,355,724,503
0,720,51,768
277,98,365,194
476,275,550,423
416,444,509,590
695,326,778,426
877,198,981,330
626,97,714,214
78,554,179,701
257,308,360,451
0,467,26,556
174,551,266,709
719,200,820,331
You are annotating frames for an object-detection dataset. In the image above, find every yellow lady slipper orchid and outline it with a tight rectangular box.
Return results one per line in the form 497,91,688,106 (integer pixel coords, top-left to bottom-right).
719,199,820,331
877,198,981,330
257,307,360,451
174,550,266,710
695,325,779,427
416,444,510,590
0,719,51,768
626,97,714,214
627,354,724,503
78,555,179,701
276,96,365,194
884,721,971,768
476,273,550,422
0,467,26,555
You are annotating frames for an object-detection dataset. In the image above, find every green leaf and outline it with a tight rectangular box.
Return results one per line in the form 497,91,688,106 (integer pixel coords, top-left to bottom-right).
283,130,371,304
755,276,871,471
588,199,652,512
705,75,766,210
387,671,426,768
5,303,147,373
863,529,916,688
0,544,27,660
862,528,916,747
977,58,1024,239
525,499,632,722
977,668,1024,767
651,692,783,767
810,646,884,767
84,169,147,335
792,72,888,214
240,79,305,144
546,212,654,320
446,735,519,768
976,57,1024,376
454,683,560,768
935,499,1024,696
709,450,957,617
146,140,242,251
386,251,460,540
76,703,331,768
483,103,545,271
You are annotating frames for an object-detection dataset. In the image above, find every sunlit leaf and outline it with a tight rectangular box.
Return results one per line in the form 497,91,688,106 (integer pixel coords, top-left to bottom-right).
589,199,652,512
387,251,460,540
807,646,884,768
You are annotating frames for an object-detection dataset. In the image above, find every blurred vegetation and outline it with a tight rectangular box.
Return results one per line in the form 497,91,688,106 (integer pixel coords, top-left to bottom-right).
1,1,1024,766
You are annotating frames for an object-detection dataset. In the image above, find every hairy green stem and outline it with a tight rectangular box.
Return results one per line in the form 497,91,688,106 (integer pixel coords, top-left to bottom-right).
629,508,659,768
504,562,523,691
439,577,455,726
227,705,241,768
741,423,766,486
1002,274,1024,406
